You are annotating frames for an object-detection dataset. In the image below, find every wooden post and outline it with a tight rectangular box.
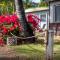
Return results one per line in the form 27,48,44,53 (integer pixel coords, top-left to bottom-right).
46,29,54,60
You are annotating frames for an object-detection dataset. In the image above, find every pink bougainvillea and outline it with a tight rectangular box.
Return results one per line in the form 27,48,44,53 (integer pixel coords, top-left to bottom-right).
0,14,22,34
27,14,42,32
0,14,42,45
0,13,42,34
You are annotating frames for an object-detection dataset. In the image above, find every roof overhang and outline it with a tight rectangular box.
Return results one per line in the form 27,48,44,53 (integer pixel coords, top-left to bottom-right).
25,7,49,13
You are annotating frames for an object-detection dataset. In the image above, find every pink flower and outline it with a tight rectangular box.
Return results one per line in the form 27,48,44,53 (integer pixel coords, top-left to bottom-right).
27,15,34,23
14,23,18,28
10,15,18,23
9,26,15,31
5,15,11,24
2,27,8,34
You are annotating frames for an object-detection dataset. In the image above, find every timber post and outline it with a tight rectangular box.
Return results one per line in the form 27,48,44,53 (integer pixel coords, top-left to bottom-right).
46,29,54,60
46,0,60,60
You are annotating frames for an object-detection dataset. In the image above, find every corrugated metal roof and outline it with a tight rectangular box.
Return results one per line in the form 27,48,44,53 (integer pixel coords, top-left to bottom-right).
25,7,49,13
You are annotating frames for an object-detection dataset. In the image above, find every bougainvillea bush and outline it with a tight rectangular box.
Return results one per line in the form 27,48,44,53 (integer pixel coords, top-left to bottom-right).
0,14,42,35
0,14,23,44
27,14,42,32
0,14,22,35
0,14,42,44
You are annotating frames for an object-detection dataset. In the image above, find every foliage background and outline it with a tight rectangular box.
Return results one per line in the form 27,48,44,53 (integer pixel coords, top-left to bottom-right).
0,0,48,15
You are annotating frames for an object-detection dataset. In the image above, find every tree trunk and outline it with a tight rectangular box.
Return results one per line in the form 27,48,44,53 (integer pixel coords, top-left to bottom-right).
14,0,34,38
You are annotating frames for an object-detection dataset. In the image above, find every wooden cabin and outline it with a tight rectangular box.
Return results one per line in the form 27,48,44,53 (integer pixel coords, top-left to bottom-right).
49,0,60,36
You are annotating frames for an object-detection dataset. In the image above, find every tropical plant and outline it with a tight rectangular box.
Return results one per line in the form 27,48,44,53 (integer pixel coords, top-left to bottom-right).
0,14,22,35
23,0,33,9
0,0,15,15
0,13,42,34
38,1,48,7
0,13,42,44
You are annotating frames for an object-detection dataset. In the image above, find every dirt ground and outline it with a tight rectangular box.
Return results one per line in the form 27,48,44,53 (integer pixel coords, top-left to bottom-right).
0,45,19,60
0,46,16,56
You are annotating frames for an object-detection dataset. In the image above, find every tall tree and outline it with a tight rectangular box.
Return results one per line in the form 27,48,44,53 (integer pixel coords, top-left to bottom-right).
14,0,34,37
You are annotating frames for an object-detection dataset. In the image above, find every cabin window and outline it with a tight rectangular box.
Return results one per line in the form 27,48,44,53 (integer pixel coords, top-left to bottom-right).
40,14,46,22
55,5,60,22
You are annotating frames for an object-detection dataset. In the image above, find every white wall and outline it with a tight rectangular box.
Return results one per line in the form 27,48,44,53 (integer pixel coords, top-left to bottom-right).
26,10,49,30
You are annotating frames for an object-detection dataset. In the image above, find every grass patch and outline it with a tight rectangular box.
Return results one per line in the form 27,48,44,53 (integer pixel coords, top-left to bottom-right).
53,44,60,60
9,44,45,60
9,44,60,60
